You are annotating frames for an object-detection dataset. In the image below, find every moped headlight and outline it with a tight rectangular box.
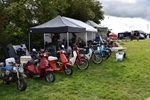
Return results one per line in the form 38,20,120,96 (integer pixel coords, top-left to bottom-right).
5,70,10,75
106,50,109,53
19,67,24,73
13,67,17,73
44,53,47,56
61,45,64,48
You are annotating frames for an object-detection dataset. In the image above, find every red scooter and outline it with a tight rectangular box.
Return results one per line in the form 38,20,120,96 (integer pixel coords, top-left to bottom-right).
23,51,55,83
47,50,73,75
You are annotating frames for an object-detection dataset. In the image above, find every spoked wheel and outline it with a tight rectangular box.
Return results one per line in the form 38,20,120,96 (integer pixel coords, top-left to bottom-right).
64,66,73,75
76,59,89,70
3,76,11,85
17,78,27,91
102,51,110,60
106,48,111,56
45,72,55,83
3,73,14,85
92,52,103,64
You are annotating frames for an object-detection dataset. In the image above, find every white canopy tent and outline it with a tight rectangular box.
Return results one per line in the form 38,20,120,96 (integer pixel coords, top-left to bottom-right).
63,17,97,32
62,17,97,46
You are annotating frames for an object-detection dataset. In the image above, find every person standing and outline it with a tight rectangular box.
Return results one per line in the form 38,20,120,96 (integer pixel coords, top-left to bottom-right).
130,31,134,41
95,33,100,43
51,33,60,56
107,30,111,38
135,31,140,41
71,33,77,49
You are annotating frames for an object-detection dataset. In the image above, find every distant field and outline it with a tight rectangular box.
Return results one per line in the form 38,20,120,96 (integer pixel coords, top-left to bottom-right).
0,39,150,100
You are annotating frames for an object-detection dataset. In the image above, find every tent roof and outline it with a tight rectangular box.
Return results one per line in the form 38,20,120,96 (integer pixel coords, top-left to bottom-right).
63,17,97,32
86,20,101,28
29,15,86,33
86,20,108,31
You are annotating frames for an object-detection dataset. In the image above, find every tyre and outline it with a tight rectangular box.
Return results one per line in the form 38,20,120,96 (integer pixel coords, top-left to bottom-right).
92,52,103,64
17,78,27,91
123,53,126,58
45,72,55,83
3,78,10,85
3,73,13,85
102,51,110,60
76,58,89,70
106,48,111,56
64,66,73,75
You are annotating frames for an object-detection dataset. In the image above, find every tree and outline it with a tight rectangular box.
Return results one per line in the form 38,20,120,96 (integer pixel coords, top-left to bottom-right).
87,0,104,24
1,0,27,44
64,0,104,23
0,0,6,40
0,0,104,48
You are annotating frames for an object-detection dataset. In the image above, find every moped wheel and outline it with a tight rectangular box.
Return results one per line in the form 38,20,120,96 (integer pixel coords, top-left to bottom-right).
17,78,27,91
45,72,55,83
76,59,89,70
92,52,103,64
64,66,73,75
102,51,110,60
106,48,111,56
3,73,14,85
3,78,10,85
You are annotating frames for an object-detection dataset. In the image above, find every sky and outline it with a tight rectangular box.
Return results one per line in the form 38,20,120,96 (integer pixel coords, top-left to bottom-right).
99,0,150,33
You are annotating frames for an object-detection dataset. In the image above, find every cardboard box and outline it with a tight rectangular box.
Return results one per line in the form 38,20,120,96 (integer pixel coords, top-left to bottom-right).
5,58,15,66
20,56,32,64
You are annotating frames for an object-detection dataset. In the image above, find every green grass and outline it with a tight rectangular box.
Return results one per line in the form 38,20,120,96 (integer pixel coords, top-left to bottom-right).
1,39,150,100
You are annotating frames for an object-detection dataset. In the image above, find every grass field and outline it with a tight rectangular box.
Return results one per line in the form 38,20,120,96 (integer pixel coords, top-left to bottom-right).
1,39,150,100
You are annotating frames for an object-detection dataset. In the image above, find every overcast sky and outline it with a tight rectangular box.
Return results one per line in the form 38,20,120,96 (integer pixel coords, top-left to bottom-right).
100,0,150,22
99,0,150,33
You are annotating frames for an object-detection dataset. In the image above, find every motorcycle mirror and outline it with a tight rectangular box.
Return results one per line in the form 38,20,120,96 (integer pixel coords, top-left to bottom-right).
61,45,65,48
32,48,36,52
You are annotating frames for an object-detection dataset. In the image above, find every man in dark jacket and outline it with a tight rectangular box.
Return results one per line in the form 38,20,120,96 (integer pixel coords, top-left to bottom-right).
71,33,77,49
51,33,60,56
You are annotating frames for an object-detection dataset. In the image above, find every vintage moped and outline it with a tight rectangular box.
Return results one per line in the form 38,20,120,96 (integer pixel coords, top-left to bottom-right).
0,57,27,91
23,50,55,83
48,49,73,75
66,45,89,70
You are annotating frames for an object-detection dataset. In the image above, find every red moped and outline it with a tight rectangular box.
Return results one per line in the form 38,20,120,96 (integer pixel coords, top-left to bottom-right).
23,51,55,83
66,45,89,70
47,50,73,75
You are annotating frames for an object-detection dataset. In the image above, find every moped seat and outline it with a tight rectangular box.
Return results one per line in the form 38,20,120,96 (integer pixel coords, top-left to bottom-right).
92,41,98,45
3,65,13,70
48,56,58,61
83,46,89,49
66,52,70,55
27,60,37,65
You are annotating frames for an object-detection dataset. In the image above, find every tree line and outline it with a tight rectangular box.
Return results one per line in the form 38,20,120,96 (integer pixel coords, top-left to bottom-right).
0,0,104,47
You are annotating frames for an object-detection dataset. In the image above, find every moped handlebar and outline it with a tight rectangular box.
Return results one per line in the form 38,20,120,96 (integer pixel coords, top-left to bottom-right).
39,52,50,58
57,50,66,54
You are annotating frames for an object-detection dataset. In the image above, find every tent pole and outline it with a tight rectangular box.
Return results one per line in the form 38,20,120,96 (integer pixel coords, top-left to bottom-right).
29,33,30,52
44,33,45,50
85,32,87,46
92,32,93,40
67,32,69,52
